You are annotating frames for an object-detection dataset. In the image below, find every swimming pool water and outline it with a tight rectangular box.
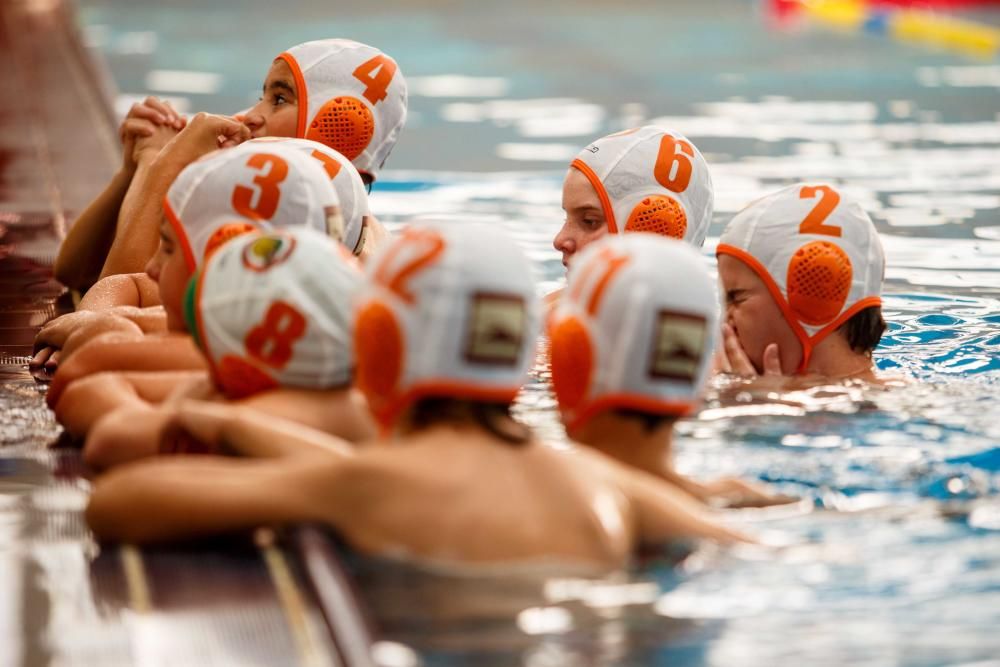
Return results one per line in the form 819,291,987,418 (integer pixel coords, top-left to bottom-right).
67,0,1000,664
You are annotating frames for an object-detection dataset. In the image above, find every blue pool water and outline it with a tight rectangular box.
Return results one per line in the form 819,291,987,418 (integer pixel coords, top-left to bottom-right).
73,0,1000,664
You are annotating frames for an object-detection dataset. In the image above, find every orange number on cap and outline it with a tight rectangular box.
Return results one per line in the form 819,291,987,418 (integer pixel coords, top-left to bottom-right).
652,136,695,193
310,149,342,180
244,301,307,369
353,55,397,106
374,228,445,304
570,246,630,316
799,185,842,237
232,153,289,220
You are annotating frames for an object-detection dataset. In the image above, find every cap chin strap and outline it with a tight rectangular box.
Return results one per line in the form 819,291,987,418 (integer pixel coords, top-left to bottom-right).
716,244,880,375
570,159,618,234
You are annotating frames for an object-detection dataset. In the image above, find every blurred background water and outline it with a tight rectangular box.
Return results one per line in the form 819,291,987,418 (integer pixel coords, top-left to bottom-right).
73,1,1000,664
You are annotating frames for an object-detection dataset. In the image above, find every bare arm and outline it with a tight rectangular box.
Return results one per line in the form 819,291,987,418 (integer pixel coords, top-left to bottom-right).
78,273,161,311
53,372,147,438
54,170,133,291
58,98,186,288
578,448,751,545
100,113,251,279
168,400,357,459
626,467,752,545
47,334,206,408
86,455,336,544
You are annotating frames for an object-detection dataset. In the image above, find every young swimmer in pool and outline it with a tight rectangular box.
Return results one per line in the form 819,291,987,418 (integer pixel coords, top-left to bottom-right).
34,137,374,371
554,126,714,270
45,140,344,409
85,224,749,569
37,39,406,374
71,227,375,469
714,184,887,384
38,39,402,371
53,38,404,291
548,234,794,508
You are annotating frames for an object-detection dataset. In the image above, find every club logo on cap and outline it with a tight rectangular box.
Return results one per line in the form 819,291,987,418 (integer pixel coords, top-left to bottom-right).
242,235,296,272
465,292,526,366
648,311,708,381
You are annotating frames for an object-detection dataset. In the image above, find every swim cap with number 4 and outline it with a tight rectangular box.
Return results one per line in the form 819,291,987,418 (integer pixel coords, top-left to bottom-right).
571,125,714,247
717,183,884,372
186,227,363,399
278,39,407,182
165,141,341,272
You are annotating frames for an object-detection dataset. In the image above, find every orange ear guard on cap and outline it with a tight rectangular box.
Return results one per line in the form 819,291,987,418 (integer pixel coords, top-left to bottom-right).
786,240,852,326
305,97,375,161
624,195,687,240
203,222,258,263
548,315,594,417
215,355,279,399
717,243,878,374
354,299,405,425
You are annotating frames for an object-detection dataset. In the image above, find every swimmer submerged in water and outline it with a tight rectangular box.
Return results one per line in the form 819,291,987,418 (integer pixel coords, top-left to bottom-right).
714,183,888,387
37,39,405,372
85,225,749,570
549,233,794,508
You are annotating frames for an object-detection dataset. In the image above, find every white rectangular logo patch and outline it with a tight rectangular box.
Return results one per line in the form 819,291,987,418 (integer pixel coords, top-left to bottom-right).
648,310,707,381
465,292,525,366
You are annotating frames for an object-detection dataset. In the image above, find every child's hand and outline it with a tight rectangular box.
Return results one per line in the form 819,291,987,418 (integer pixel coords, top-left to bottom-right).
713,323,784,377
705,477,798,508
155,113,251,171
120,97,186,173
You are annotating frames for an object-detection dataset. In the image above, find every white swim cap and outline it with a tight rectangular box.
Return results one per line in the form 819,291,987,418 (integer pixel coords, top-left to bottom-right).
717,183,885,372
570,126,714,247
549,234,717,433
278,39,407,182
164,141,342,272
185,227,363,398
245,137,370,254
354,225,541,428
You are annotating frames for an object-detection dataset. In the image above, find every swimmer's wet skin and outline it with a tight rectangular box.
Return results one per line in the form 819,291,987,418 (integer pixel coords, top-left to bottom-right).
46,142,368,442
78,227,376,470
40,38,405,376
33,135,383,376
715,183,888,385
53,38,405,294
550,233,794,508
86,225,749,569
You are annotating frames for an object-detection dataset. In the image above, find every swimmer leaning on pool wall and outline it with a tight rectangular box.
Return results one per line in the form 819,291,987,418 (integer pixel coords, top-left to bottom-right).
53,38,405,291
70,227,376,471
44,141,347,411
85,224,750,569
37,38,405,372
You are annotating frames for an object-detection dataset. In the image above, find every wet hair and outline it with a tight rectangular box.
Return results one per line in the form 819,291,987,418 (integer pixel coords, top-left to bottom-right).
838,305,886,356
409,398,531,445
612,409,679,435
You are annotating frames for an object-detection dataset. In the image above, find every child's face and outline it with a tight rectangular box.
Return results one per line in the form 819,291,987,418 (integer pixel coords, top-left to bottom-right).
718,254,803,373
555,168,609,271
145,221,192,333
243,59,300,139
